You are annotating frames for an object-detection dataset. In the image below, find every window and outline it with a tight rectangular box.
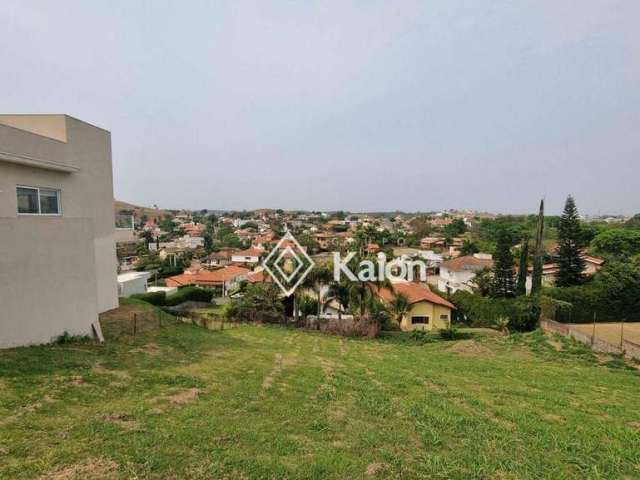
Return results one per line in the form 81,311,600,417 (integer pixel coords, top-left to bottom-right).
440,314,449,321
17,186,61,215
411,316,429,325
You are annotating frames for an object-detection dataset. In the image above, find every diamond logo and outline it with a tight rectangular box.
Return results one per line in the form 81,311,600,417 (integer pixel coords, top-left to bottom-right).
262,231,315,296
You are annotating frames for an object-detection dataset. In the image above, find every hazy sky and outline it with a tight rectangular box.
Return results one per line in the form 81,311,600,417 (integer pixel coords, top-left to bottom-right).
2,1,639,215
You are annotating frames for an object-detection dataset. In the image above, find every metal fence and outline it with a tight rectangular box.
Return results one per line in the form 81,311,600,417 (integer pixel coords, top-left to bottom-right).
541,318,640,360
101,309,179,339
176,311,240,331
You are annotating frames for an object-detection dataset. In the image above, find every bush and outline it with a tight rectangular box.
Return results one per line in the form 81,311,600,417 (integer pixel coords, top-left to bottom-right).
451,291,539,332
407,330,433,344
55,331,91,344
165,287,214,306
226,283,284,323
439,326,465,340
131,291,167,306
545,260,640,322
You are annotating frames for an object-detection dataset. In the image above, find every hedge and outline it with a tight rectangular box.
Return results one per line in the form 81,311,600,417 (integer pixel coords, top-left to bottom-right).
130,291,167,306
131,287,214,307
165,286,214,306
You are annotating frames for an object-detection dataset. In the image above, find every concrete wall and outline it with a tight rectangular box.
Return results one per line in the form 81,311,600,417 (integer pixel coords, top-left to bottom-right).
0,115,118,348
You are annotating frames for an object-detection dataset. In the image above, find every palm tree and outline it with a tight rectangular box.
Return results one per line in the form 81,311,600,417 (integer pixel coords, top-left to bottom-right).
343,253,394,320
388,292,410,327
324,281,350,321
302,265,333,316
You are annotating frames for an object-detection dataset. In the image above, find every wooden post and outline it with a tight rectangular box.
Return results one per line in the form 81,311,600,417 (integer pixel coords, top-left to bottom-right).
591,312,597,345
620,318,625,351
133,313,137,336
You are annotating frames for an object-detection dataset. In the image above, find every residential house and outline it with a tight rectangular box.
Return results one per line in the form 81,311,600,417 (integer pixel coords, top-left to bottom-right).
420,236,444,249
252,232,276,249
181,222,205,237
231,247,264,264
165,265,250,295
526,254,605,291
375,282,455,331
204,248,237,267
438,253,494,294
0,114,118,348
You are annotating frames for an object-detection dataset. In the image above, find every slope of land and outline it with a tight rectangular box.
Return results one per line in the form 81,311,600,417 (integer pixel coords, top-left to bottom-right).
114,200,173,222
0,326,638,479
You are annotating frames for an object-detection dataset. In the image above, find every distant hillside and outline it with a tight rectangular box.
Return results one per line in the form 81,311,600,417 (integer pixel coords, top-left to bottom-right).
114,200,173,222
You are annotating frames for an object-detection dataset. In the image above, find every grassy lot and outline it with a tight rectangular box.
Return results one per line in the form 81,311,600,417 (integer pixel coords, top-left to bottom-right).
0,325,639,479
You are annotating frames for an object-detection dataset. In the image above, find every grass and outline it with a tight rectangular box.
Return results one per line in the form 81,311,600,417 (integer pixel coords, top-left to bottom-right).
0,325,639,479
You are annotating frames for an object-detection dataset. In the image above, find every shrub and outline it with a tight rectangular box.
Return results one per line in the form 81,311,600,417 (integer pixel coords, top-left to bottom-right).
55,331,91,344
226,283,284,323
545,260,640,322
165,287,214,306
439,326,464,341
407,330,432,344
451,291,539,332
131,291,167,306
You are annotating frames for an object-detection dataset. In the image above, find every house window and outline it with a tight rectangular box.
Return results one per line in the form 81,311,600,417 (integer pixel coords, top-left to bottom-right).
440,314,449,321
411,316,429,325
17,186,61,215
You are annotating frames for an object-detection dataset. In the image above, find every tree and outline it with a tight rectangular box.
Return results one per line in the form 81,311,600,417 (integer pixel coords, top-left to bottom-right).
625,214,640,229
203,231,214,253
556,195,586,287
531,199,545,295
492,230,515,298
443,218,467,238
515,235,529,296
324,281,350,321
225,283,284,323
590,229,640,259
460,239,480,256
409,215,432,239
471,267,493,297
141,230,154,250
302,265,333,316
388,292,410,327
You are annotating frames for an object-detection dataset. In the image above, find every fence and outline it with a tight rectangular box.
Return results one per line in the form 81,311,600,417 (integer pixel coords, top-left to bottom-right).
176,311,240,331
540,318,640,360
100,309,180,339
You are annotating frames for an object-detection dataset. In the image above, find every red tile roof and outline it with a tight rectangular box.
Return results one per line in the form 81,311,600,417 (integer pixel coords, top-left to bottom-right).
165,265,250,287
233,247,264,258
247,270,269,283
441,255,494,272
376,282,455,309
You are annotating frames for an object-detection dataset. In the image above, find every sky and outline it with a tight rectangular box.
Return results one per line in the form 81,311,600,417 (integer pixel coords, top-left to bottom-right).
1,1,639,215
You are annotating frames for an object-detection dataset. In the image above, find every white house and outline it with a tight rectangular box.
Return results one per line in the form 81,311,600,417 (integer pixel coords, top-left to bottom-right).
437,253,494,294
117,271,151,297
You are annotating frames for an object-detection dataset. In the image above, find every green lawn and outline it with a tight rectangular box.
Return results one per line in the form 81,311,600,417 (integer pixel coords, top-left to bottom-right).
0,325,638,479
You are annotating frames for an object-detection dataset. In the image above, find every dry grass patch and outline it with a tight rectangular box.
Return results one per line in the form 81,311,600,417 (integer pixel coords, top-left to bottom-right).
40,458,119,480
447,340,494,356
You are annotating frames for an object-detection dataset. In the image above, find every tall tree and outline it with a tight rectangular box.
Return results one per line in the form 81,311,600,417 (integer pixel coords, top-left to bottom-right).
516,234,529,296
492,230,516,298
531,199,545,295
556,195,586,287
